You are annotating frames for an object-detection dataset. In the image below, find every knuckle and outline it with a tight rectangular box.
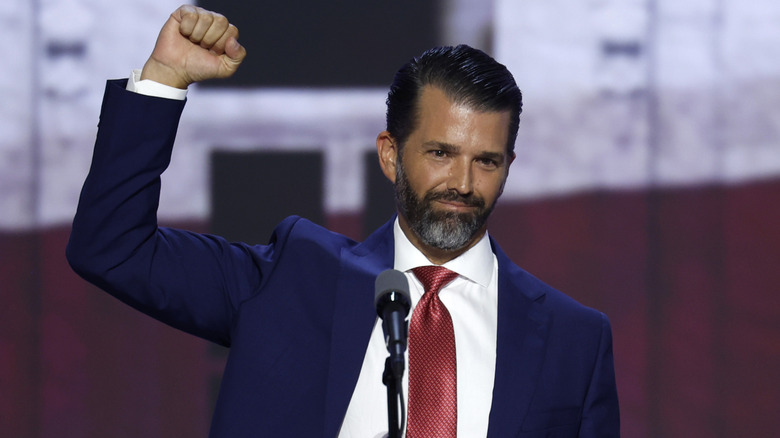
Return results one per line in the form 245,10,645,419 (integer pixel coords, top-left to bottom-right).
214,14,228,26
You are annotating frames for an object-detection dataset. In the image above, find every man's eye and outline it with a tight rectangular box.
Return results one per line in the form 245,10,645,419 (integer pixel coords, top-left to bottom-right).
432,150,447,157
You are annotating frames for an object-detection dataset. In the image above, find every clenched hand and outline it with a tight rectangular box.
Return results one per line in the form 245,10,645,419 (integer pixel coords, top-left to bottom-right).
140,5,247,89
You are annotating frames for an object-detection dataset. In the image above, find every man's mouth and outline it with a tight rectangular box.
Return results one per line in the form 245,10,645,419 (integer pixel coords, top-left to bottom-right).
435,199,478,212
427,191,484,211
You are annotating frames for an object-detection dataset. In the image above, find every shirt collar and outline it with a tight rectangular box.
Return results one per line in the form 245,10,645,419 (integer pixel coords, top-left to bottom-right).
392,217,494,288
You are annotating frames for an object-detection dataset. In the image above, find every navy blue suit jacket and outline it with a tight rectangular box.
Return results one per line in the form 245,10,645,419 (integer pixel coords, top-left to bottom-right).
67,80,619,437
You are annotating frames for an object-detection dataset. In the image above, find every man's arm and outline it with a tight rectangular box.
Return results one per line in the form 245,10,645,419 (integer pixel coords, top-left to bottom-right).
66,6,255,345
579,313,621,437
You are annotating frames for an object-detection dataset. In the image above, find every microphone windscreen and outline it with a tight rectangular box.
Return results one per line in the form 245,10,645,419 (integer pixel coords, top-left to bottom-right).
374,269,410,308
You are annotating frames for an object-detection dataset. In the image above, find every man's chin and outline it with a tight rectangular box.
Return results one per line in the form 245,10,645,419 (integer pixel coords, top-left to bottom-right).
414,215,483,251
430,209,480,228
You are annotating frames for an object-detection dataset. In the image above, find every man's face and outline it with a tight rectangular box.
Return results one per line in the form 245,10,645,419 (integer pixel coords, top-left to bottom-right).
389,86,514,257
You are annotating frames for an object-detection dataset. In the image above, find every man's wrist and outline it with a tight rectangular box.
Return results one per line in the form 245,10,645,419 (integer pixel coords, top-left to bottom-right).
127,69,188,101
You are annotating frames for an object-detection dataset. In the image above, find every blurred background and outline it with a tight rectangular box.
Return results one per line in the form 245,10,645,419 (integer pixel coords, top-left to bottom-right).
2,0,779,436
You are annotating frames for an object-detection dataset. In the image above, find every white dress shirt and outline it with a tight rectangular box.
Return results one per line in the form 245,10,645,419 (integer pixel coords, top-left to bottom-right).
125,73,499,436
339,219,498,437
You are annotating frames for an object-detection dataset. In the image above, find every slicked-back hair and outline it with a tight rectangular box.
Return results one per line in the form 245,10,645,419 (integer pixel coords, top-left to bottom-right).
385,44,523,155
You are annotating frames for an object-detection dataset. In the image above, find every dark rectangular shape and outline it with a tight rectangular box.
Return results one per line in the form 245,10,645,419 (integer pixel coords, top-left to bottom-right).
210,150,324,245
198,0,441,87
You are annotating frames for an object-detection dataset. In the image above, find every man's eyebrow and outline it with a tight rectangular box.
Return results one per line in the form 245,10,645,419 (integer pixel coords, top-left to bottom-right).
422,141,460,152
478,151,506,163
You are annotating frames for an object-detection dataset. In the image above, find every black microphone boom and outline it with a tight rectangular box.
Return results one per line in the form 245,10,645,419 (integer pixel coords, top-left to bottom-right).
374,269,411,379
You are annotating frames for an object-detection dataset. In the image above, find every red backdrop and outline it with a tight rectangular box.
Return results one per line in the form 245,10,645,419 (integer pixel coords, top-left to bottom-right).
3,179,779,437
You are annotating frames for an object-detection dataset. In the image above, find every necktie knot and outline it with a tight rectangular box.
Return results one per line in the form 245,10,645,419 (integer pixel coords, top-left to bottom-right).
412,266,458,295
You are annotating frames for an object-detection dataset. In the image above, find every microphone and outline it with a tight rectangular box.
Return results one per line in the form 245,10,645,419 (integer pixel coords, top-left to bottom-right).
375,269,411,379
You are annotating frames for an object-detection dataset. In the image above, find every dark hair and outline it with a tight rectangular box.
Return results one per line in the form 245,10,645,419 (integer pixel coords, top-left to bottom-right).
386,44,523,154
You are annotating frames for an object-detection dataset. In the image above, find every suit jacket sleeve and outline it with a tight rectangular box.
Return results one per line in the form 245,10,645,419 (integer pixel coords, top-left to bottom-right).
579,312,620,437
66,80,283,346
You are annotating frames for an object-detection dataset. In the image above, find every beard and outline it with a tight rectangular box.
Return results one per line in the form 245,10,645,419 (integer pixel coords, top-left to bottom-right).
394,162,496,251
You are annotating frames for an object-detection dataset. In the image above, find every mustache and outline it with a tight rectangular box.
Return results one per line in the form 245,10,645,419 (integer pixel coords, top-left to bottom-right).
424,190,485,209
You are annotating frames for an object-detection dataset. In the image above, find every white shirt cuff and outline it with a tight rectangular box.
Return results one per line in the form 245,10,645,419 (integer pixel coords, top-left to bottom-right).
127,69,188,101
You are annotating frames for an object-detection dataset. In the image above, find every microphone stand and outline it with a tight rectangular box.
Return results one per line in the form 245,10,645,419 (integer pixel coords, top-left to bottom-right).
382,357,405,438
374,270,410,438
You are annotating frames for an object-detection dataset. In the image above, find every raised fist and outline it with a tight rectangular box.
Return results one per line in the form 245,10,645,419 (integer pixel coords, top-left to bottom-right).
141,5,247,88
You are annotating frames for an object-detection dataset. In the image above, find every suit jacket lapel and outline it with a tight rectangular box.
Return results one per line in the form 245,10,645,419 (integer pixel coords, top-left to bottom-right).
323,218,395,438
320,224,551,437
487,239,551,437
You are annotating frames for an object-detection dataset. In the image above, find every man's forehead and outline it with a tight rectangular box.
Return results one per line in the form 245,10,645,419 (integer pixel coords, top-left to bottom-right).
411,87,512,153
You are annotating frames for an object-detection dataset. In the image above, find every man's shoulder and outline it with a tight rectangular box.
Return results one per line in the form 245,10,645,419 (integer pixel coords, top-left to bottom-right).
493,240,606,323
275,215,395,252
270,216,357,250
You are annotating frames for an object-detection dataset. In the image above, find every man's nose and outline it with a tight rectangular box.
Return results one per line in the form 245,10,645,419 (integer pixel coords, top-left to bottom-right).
446,158,474,195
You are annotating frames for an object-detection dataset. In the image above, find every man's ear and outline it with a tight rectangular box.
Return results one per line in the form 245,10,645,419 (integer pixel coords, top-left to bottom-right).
376,131,399,184
498,152,516,197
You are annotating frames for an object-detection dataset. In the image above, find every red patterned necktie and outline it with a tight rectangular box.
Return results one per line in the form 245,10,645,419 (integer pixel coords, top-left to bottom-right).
407,266,459,438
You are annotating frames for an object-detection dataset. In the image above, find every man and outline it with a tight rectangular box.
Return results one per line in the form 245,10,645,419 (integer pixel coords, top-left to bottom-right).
67,5,619,437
